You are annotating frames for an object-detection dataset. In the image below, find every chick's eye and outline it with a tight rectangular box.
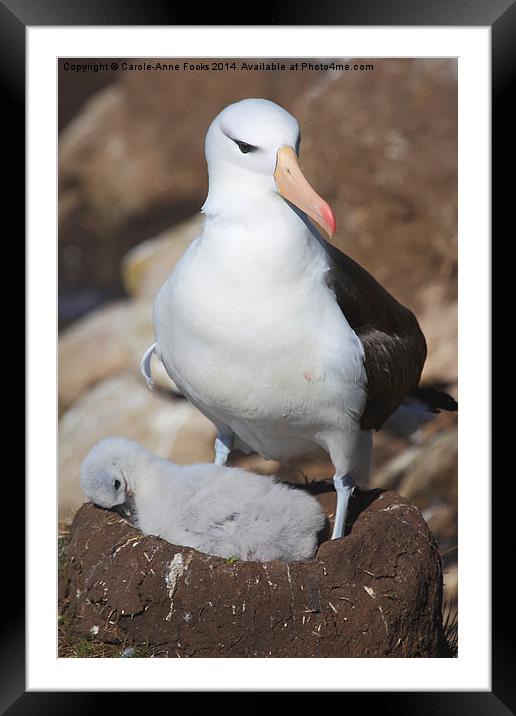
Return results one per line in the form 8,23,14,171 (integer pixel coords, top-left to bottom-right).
113,479,121,490
235,140,256,154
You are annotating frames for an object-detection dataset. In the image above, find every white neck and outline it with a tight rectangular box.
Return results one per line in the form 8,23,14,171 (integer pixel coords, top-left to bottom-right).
202,160,277,217
201,192,327,292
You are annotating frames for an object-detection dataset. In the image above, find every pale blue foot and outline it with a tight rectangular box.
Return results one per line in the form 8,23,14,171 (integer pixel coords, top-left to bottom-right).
331,474,355,539
214,432,234,466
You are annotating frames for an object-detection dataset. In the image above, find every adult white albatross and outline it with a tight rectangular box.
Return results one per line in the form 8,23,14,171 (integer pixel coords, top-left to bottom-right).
141,98,456,540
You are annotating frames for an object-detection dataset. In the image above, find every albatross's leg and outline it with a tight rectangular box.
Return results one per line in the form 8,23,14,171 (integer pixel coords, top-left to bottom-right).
331,474,355,540
214,432,234,466
330,431,372,539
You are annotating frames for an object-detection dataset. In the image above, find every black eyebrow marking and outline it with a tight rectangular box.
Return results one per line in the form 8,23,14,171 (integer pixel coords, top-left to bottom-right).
229,137,259,153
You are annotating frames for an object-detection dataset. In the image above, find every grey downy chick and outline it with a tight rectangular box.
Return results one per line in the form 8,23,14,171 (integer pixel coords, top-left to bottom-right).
80,437,326,562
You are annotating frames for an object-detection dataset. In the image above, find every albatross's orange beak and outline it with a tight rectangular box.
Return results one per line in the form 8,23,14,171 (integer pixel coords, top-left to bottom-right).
274,146,336,239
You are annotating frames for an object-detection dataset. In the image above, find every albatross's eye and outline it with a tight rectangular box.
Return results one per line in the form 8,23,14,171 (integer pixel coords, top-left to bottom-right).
113,479,121,490
234,139,257,154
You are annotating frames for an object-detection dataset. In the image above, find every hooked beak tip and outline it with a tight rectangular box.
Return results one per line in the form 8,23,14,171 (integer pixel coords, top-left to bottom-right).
319,202,336,238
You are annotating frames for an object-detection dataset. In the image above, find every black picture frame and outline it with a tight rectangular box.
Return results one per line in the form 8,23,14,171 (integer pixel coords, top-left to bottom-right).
8,0,510,709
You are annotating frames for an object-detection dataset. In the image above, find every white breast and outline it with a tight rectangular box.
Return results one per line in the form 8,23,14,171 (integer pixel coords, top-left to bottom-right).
154,207,367,459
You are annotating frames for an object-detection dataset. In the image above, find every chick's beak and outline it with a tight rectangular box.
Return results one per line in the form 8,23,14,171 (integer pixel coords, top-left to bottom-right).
274,146,336,239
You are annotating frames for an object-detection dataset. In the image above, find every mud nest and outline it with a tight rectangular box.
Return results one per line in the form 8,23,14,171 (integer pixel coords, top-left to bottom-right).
60,488,444,657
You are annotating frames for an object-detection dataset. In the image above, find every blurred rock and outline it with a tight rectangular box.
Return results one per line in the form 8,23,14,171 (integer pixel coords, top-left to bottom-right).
61,490,444,657
418,284,458,386
58,59,120,133
59,301,147,409
292,58,457,314
371,445,422,492
398,428,457,509
122,215,203,299
443,562,458,605
372,426,457,563
58,298,183,412
426,502,458,545
58,373,216,521
372,426,457,506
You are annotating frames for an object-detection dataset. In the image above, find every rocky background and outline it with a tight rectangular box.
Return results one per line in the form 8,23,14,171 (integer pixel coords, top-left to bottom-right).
58,58,458,654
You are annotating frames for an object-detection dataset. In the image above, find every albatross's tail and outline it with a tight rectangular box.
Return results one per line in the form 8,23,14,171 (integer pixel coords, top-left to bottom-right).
382,384,457,443
408,385,458,413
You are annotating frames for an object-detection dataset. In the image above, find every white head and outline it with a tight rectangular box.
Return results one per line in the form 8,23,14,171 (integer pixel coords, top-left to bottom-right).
202,98,336,238
80,437,144,514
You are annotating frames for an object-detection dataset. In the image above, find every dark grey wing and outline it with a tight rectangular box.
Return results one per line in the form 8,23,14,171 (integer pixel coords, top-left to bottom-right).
321,238,427,430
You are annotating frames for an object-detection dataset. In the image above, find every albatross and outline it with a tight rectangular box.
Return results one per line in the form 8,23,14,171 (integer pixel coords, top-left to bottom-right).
80,437,326,562
141,98,457,540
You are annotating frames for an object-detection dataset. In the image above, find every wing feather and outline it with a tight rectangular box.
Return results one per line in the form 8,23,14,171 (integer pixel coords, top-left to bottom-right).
321,239,427,430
